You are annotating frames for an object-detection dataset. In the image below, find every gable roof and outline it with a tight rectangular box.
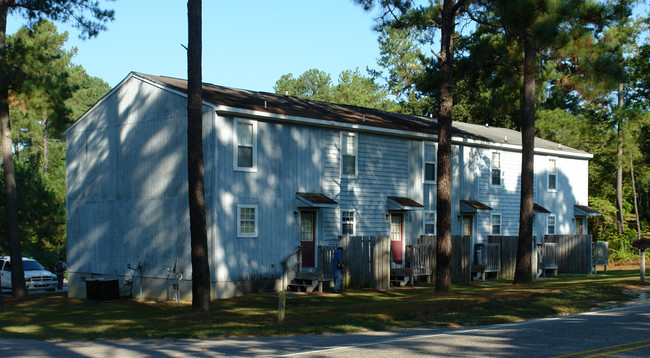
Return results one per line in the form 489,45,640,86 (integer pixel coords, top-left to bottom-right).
71,72,592,159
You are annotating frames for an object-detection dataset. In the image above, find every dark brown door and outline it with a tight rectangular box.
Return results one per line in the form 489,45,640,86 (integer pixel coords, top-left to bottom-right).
300,211,316,268
390,213,403,263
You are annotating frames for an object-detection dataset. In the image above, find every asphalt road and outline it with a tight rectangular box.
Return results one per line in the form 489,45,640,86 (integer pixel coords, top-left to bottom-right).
1,301,649,357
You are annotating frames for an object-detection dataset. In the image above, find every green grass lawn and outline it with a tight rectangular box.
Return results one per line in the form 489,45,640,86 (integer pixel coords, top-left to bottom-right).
1,267,648,340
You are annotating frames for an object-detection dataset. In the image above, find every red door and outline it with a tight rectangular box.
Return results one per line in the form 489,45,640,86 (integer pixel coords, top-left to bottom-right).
390,213,403,263
300,211,316,268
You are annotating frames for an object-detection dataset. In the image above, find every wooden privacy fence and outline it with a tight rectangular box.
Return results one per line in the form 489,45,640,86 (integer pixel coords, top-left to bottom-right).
419,235,472,285
338,236,391,290
489,235,595,278
544,235,593,275
488,236,519,279
319,245,337,282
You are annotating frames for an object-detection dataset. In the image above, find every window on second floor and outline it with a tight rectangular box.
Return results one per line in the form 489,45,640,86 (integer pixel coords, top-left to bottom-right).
548,158,557,191
547,215,556,235
341,132,357,177
234,119,257,172
491,213,502,235
341,210,355,236
424,143,436,183
491,152,501,186
424,211,436,235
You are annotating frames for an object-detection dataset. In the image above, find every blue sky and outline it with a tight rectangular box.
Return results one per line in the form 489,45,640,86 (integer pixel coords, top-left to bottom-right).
7,0,384,92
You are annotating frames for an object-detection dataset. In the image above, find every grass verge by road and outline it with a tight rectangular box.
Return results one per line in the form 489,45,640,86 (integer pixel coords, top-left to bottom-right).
1,267,647,340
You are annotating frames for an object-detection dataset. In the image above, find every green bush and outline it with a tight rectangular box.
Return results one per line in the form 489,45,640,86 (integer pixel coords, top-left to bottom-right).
599,228,639,263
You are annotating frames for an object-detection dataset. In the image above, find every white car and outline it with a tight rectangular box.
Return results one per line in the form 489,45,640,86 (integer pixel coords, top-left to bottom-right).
0,256,58,292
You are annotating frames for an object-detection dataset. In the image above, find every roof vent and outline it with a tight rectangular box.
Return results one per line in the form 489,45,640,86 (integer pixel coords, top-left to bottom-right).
559,143,563,149
485,123,489,127
285,91,288,96
504,135,508,142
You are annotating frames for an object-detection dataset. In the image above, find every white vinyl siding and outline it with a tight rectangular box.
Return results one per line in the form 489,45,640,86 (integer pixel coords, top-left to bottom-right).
424,142,436,184
237,204,258,238
234,119,257,172
340,132,358,177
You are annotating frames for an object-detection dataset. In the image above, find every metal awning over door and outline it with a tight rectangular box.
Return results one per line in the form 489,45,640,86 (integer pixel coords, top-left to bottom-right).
574,205,601,217
388,197,424,211
296,192,338,208
460,200,492,213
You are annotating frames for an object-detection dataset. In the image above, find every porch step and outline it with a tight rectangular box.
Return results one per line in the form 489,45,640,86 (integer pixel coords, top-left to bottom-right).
287,278,319,292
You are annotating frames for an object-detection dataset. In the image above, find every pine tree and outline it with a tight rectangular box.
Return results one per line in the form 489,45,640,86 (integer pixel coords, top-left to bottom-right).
187,0,210,312
0,0,112,305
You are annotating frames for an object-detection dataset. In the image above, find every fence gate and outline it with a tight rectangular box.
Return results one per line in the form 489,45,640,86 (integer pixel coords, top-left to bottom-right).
339,236,390,290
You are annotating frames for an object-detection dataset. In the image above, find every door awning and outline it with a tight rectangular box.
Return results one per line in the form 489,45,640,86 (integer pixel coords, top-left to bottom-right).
534,203,551,213
388,196,424,211
460,200,492,214
574,205,601,217
296,192,338,208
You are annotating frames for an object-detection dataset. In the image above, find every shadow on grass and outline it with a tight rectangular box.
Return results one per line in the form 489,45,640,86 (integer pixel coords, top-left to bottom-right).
0,268,647,340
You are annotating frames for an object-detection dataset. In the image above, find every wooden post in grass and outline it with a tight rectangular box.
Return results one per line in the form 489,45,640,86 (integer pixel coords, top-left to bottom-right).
278,291,286,324
641,250,646,283
632,240,650,283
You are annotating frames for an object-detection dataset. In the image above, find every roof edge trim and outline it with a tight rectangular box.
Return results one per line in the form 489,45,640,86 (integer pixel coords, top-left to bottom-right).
216,105,439,141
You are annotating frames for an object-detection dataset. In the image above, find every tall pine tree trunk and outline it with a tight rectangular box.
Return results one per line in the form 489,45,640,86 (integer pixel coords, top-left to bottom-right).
435,0,465,293
630,155,641,240
616,83,624,235
187,0,210,312
43,115,49,174
513,30,536,284
0,0,27,300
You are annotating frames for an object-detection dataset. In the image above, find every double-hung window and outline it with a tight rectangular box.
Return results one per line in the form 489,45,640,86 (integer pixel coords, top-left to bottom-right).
234,119,257,171
341,132,357,177
491,152,501,186
341,210,355,236
491,213,502,235
547,215,556,235
424,211,436,235
548,158,557,191
237,204,258,238
424,143,436,183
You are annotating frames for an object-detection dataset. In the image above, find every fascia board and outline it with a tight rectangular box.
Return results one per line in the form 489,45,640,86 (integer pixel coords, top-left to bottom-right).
215,105,440,141
451,136,593,159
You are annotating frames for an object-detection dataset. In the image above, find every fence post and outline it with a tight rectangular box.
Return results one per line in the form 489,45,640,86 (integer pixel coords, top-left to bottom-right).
278,291,286,325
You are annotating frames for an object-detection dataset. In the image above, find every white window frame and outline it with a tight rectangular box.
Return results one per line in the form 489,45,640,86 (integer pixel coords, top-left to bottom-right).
423,142,437,184
233,118,257,172
491,152,502,187
424,210,436,235
340,209,356,236
340,132,358,178
547,215,556,235
547,157,558,192
491,213,502,235
237,204,258,238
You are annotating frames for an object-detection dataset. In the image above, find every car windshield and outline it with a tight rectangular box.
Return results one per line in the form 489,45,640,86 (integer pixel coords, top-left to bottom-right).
23,260,44,271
